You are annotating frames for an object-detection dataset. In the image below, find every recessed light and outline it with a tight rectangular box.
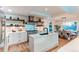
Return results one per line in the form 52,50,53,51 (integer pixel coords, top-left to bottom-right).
0,7,4,10
8,9,12,12
45,8,48,11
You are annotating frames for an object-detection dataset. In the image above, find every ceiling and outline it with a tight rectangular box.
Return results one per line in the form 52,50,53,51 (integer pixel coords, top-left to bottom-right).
0,6,79,17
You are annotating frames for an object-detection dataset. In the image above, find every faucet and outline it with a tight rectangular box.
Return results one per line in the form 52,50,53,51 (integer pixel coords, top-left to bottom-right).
43,27,48,34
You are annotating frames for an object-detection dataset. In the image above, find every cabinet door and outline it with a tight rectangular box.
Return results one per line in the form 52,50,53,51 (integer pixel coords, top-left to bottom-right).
47,34,58,48
18,32,27,42
8,35,18,45
8,33,20,45
34,35,48,51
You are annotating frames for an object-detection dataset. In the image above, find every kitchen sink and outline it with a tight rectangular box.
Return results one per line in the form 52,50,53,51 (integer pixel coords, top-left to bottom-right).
40,33,48,35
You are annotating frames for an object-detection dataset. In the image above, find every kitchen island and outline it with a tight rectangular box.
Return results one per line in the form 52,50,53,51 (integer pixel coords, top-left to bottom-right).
29,33,59,52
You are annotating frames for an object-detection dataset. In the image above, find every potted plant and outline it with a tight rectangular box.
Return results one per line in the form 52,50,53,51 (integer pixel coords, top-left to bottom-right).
54,25,60,32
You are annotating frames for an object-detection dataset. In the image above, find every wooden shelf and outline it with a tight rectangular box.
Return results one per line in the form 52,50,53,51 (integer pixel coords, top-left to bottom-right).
37,25,43,26
6,25,24,27
6,19,25,23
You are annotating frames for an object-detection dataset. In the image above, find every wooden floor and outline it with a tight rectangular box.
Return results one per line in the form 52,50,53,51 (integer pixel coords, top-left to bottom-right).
49,38,71,52
0,38,71,52
0,48,3,52
8,42,30,52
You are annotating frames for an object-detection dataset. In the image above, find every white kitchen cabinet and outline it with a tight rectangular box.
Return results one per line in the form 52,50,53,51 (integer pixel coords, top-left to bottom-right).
8,32,27,45
29,33,59,52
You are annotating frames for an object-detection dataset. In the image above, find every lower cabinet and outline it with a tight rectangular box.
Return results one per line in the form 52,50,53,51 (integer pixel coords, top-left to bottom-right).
29,33,59,52
8,32,27,45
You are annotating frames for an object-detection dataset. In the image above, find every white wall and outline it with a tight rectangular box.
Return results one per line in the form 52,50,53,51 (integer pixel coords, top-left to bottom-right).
53,13,79,31
43,17,54,32
0,11,5,18
53,13,79,25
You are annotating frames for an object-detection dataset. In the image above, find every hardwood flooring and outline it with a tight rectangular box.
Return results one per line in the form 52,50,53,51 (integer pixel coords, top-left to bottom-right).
48,38,71,52
0,38,72,52
8,42,30,52
0,48,3,52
